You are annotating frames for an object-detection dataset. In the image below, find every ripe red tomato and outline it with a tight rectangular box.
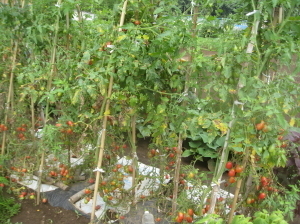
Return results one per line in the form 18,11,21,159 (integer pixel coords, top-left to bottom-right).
187,208,194,216
42,198,48,203
260,176,267,183
255,121,265,130
88,178,95,184
258,192,266,200
280,142,288,148
229,176,236,183
150,149,156,156
217,197,224,202
66,128,73,134
84,189,91,194
127,165,134,173
177,212,184,222
133,20,141,25
175,216,183,223
66,121,74,126
228,169,236,177
225,161,233,169
155,217,161,222
168,153,175,158
18,133,25,138
235,165,243,173
185,216,193,223
140,195,146,199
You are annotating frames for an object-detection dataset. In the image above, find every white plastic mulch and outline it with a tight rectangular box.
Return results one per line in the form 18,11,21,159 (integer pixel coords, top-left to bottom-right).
14,155,234,219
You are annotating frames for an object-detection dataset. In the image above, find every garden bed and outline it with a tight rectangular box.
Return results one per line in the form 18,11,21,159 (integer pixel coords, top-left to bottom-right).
7,138,234,224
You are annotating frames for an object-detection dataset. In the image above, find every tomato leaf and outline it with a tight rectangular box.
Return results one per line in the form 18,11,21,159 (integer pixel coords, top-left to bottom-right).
182,150,193,157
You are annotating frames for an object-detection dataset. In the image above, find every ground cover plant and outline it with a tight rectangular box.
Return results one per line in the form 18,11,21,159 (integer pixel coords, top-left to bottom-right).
0,0,300,223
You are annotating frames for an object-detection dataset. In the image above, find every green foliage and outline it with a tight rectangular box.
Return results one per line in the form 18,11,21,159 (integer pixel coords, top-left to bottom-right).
195,210,288,224
253,210,288,224
262,184,300,221
0,192,21,223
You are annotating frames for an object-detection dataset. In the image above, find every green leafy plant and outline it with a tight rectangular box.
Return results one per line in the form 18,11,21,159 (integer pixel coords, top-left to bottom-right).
196,210,288,224
0,184,21,223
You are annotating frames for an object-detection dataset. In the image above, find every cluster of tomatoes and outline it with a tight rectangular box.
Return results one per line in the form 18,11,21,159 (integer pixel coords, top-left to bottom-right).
55,120,75,135
48,163,73,181
255,120,270,132
8,166,28,182
174,208,194,223
146,146,178,171
111,143,128,152
18,191,36,200
246,176,278,205
15,124,28,140
225,161,244,184
0,123,8,132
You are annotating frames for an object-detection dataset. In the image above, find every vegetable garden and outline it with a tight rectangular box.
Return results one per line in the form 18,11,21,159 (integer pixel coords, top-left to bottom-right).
1,0,300,223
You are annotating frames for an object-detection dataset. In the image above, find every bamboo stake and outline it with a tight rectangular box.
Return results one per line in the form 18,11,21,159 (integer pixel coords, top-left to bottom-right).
1,39,19,155
228,149,250,223
90,1,128,221
208,2,263,216
130,114,138,203
207,116,235,215
118,0,128,32
30,95,35,137
171,2,199,213
90,75,114,222
36,150,45,205
171,134,183,213
36,0,62,205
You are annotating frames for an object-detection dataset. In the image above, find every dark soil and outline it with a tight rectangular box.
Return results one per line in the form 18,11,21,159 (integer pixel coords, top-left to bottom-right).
10,198,90,224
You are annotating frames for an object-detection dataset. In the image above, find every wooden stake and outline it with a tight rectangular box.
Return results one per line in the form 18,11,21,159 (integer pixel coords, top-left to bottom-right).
171,134,183,213
130,115,138,203
36,0,62,205
208,2,263,216
36,151,45,205
90,1,128,221
228,149,250,223
90,75,114,222
1,40,18,155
